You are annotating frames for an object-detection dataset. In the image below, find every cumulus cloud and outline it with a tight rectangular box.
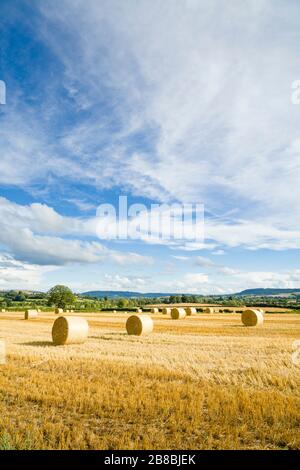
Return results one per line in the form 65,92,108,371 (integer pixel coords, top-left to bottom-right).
157,272,210,294
157,269,300,295
100,274,148,291
214,270,300,293
0,253,51,289
3,196,300,253
0,197,152,266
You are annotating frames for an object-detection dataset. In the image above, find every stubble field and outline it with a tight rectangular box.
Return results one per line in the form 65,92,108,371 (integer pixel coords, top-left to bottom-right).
0,311,299,450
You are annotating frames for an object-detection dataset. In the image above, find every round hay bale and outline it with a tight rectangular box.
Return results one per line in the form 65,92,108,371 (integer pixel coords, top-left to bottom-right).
171,307,186,320
113,310,117,314
186,307,197,316
241,309,264,327
126,315,153,336
162,307,171,315
52,316,89,345
151,308,159,314
136,308,143,313
204,307,214,314
24,310,38,320
1,309,6,313
55,308,64,315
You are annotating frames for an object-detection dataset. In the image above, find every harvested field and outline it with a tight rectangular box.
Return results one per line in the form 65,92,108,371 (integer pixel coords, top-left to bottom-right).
0,311,299,450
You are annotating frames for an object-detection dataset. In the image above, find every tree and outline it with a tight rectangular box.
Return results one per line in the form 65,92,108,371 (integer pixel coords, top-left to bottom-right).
117,298,129,308
14,292,26,302
47,285,75,308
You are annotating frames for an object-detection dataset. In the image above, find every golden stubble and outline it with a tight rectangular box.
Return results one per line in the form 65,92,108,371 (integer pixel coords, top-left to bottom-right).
0,312,299,449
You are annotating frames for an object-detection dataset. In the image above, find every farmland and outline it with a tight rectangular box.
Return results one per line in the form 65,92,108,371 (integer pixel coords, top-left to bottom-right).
0,310,300,450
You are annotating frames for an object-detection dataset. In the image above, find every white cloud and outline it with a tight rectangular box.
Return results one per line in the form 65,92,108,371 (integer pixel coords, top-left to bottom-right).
1,0,300,295
2,1,297,225
193,256,239,275
195,256,215,267
0,197,101,237
3,196,300,254
0,197,69,234
1,226,103,266
215,270,300,292
100,274,148,291
217,266,239,276
206,219,300,251
158,272,210,294
66,199,97,212
0,197,152,266
157,269,300,295
0,254,51,289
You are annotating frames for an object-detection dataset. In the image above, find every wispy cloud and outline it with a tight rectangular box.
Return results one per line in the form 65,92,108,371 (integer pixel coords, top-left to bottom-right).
1,1,300,291
195,256,215,267
171,255,189,261
2,0,299,226
65,199,97,212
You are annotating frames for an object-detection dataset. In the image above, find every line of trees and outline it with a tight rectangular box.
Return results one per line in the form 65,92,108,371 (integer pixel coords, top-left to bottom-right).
1,285,300,311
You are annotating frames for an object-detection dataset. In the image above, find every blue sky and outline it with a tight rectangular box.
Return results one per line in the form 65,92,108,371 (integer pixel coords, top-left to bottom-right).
0,0,300,294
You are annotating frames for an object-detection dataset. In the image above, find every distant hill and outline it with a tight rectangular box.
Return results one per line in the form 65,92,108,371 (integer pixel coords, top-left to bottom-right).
2,288,300,299
81,290,175,298
81,288,300,298
235,288,300,296
0,290,44,295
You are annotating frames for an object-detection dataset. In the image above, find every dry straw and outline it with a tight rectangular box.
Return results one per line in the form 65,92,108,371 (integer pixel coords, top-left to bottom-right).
241,309,264,327
55,308,64,315
171,307,186,319
204,307,214,314
0,340,5,365
24,310,38,320
52,316,89,345
151,308,159,314
126,314,153,336
162,307,171,315
186,307,197,316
